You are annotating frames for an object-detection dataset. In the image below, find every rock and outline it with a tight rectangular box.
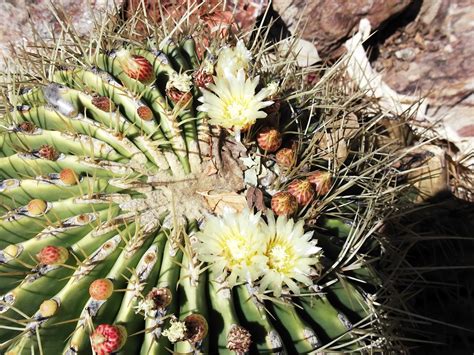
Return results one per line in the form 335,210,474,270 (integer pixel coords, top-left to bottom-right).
272,0,413,58
124,0,267,33
377,0,474,123
394,47,416,61
0,0,121,70
373,0,474,200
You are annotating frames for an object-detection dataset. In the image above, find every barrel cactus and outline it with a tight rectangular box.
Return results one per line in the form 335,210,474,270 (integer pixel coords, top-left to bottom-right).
0,8,408,354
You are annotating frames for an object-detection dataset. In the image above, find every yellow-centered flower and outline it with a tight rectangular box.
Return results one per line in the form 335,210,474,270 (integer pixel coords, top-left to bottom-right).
197,69,274,131
196,209,322,296
195,209,268,286
260,213,322,296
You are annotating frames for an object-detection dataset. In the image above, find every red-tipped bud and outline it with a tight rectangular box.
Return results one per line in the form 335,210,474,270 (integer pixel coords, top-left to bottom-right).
193,68,214,88
307,171,332,196
36,245,69,265
38,145,58,160
257,127,282,153
59,168,78,185
287,179,315,205
91,324,127,355
27,199,47,216
275,148,295,168
271,192,298,217
89,278,114,301
91,96,116,112
116,49,154,83
137,106,154,121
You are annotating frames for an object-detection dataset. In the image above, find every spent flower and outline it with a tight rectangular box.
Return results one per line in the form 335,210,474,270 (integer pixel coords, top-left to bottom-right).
216,39,252,79
163,318,187,343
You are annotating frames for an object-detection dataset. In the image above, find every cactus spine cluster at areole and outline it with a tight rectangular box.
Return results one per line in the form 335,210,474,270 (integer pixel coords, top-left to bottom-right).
0,7,406,355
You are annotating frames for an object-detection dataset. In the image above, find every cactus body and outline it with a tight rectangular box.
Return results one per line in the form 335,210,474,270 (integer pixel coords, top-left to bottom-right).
0,9,405,354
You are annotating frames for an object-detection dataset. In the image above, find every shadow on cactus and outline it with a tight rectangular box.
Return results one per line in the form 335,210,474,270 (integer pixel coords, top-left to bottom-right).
0,4,412,354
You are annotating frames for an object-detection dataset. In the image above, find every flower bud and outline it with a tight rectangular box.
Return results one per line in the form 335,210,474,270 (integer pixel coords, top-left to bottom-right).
59,168,78,185
27,199,47,216
271,192,298,217
36,246,69,265
89,278,114,301
257,127,282,153
276,148,295,168
307,171,332,196
288,179,315,205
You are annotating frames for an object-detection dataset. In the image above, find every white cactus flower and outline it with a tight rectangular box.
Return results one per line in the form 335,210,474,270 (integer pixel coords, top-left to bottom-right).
197,69,274,131
195,209,268,286
260,212,322,297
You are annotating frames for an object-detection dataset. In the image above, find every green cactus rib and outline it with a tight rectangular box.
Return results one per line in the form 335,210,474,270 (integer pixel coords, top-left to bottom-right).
0,30,394,354
0,177,122,210
142,236,183,355
8,106,149,166
0,206,121,280
175,221,209,354
0,129,125,162
65,221,147,354
234,284,286,354
299,294,355,348
6,235,125,354
0,221,126,344
208,269,245,355
114,231,167,354
129,48,200,172
160,39,191,73
0,197,117,247
270,299,321,354
327,278,371,320
181,37,201,71
0,152,134,180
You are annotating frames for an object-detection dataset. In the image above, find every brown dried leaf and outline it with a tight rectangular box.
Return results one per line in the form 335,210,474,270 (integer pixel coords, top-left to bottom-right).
318,133,348,167
198,190,247,215
328,112,360,140
202,160,218,176
246,187,266,212
406,145,447,202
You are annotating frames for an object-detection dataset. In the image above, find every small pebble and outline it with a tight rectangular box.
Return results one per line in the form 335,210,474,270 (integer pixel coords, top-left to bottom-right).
395,48,416,62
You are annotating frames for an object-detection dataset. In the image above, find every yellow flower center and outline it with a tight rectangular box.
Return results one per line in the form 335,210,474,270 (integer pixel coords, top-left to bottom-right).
220,230,256,269
223,100,254,128
267,240,295,275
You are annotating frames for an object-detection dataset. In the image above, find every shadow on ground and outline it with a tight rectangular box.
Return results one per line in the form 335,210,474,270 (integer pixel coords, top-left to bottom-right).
395,192,474,354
